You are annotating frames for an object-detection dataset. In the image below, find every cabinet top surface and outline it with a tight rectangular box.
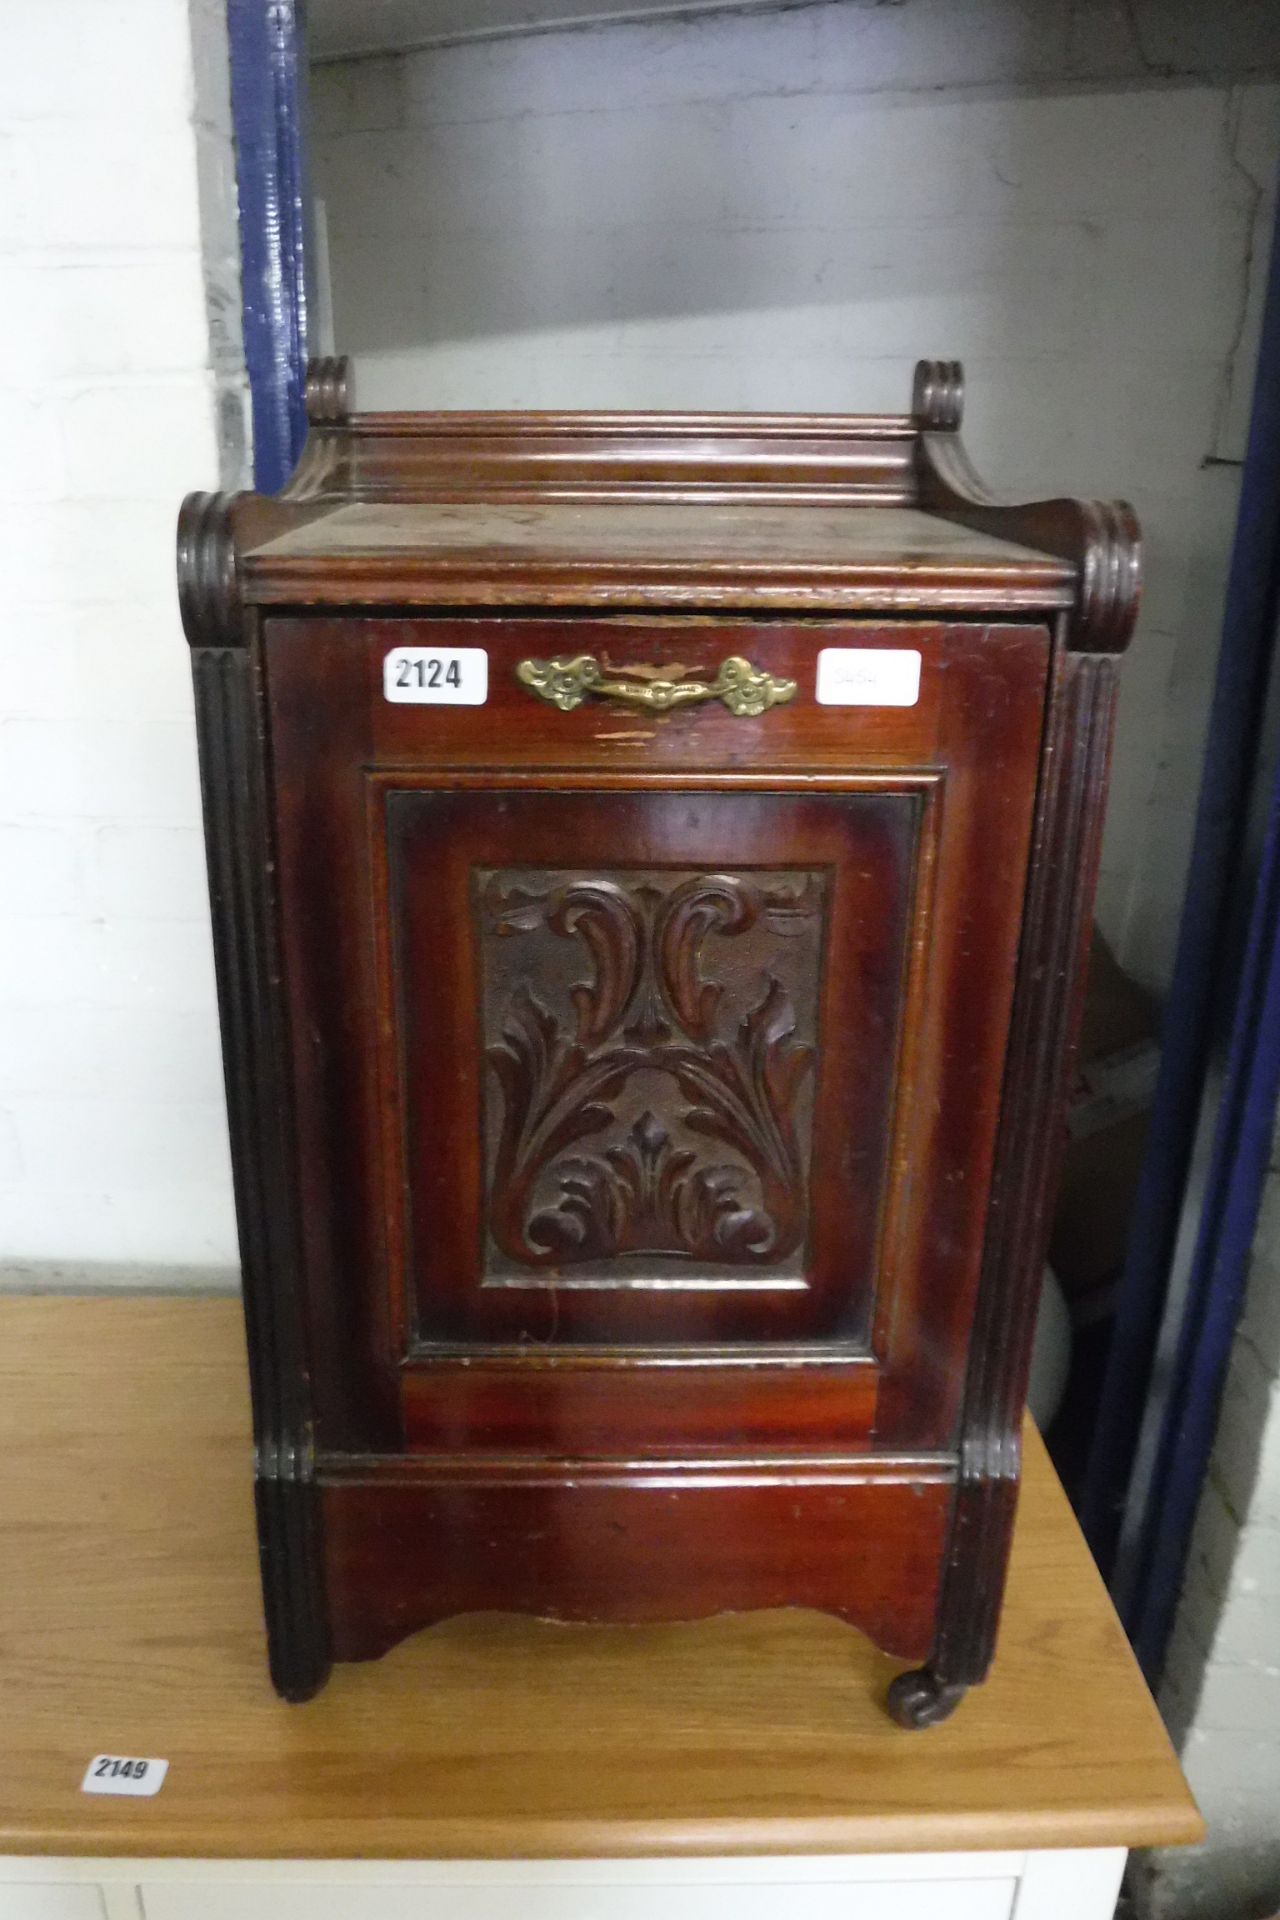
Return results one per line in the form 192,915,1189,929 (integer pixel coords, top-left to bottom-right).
0,1296,1199,1862
240,501,1076,614
179,369,1141,647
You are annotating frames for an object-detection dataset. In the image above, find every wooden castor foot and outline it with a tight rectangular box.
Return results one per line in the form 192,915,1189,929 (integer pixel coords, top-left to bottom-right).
885,1665,968,1729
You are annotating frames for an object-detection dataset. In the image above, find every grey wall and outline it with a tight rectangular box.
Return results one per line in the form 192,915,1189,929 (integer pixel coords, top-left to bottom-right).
312,0,1280,1000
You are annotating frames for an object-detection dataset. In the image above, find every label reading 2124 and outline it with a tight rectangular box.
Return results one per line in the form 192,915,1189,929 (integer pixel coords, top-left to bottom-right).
383,646,488,706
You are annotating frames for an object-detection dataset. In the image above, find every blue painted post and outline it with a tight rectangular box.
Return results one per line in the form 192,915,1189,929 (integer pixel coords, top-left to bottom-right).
226,0,311,494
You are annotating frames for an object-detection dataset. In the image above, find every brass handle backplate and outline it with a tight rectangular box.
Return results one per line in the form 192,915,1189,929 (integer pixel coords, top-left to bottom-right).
516,654,797,718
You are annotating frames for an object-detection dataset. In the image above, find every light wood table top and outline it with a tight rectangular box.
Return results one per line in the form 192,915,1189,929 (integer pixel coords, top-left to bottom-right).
0,1296,1201,1861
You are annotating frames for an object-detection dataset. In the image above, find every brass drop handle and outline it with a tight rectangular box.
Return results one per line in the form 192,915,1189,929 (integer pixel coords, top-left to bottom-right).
516,654,797,718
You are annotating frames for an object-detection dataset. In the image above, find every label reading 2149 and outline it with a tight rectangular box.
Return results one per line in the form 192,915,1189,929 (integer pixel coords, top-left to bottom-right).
383,646,488,706
81,1754,169,1797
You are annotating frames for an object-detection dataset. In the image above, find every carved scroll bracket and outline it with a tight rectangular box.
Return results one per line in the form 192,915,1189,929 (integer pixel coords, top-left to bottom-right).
177,459,348,648
913,358,1141,655
177,490,245,649
912,358,964,433
305,354,352,425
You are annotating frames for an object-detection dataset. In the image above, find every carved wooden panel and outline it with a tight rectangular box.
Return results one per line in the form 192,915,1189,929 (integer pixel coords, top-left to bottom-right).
478,866,826,1284
380,782,924,1353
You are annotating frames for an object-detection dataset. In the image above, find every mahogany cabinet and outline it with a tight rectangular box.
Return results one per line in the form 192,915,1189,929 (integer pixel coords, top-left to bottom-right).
177,357,1139,1723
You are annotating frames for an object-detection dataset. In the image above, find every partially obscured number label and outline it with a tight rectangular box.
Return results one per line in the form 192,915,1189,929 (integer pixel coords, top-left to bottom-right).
383,647,488,706
815,647,922,707
81,1755,169,1797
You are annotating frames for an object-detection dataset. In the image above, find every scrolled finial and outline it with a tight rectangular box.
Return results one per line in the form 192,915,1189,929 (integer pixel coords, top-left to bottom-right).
304,354,351,425
912,365,1141,654
176,490,242,647
912,359,964,432
1075,497,1142,653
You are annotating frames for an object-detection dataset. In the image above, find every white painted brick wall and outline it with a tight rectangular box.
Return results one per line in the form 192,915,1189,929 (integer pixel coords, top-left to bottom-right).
312,2,1280,998
0,0,247,1283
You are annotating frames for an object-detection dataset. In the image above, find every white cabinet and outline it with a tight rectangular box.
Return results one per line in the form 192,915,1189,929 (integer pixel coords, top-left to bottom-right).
0,1852,1126,1920
138,1877,1017,1920
0,1893,107,1920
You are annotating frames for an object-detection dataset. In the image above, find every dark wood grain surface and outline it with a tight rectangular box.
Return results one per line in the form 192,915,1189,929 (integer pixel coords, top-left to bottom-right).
242,500,1077,611
178,359,1140,1711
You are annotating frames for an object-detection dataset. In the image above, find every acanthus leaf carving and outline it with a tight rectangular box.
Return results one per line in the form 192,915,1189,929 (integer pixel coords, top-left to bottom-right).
481,868,824,1270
